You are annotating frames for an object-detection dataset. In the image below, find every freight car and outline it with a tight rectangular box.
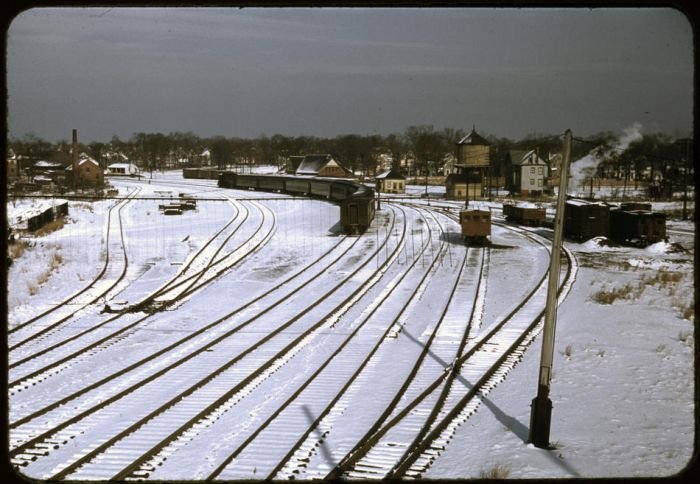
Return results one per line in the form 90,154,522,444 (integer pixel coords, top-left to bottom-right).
460,209,491,245
217,171,375,234
564,199,611,241
502,202,546,226
619,202,652,212
182,167,221,180
609,208,666,247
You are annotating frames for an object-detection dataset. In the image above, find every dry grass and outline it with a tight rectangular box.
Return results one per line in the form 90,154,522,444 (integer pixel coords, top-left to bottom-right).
34,217,66,236
592,268,686,306
8,240,29,259
479,463,511,479
592,283,637,304
26,248,65,296
564,344,573,358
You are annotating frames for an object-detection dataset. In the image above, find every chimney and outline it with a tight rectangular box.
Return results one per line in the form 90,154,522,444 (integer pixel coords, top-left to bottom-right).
72,129,78,173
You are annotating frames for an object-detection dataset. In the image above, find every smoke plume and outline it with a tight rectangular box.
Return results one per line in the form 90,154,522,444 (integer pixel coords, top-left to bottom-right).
568,122,643,192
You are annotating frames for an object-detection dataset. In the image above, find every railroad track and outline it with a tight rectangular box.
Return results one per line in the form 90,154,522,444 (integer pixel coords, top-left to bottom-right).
64,203,475,481
8,187,141,338
9,195,577,481
7,199,271,386
8,206,399,478
321,212,578,480
8,194,240,353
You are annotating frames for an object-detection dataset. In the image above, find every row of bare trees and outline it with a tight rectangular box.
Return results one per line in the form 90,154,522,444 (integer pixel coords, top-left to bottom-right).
8,129,692,191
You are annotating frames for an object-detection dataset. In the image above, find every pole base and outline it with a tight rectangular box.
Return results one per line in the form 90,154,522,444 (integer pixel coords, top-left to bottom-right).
529,395,553,449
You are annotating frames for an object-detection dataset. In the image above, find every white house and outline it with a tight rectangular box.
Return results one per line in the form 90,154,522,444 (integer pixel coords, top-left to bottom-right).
106,162,140,176
506,149,549,196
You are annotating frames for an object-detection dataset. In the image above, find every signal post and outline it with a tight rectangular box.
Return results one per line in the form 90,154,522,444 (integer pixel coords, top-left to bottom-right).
528,129,572,448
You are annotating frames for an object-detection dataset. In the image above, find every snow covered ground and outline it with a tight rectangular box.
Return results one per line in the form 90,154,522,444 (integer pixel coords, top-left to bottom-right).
5,171,695,480
426,234,694,479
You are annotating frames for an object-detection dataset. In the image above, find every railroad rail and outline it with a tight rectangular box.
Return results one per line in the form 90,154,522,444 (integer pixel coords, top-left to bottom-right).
9,188,141,336
322,208,577,480
8,199,272,385
8,208,398,477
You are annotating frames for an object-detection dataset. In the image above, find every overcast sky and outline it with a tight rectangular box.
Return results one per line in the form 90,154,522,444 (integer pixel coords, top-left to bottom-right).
6,7,693,143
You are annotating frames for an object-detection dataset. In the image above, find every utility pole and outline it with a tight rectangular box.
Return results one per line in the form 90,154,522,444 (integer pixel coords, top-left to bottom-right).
529,129,572,448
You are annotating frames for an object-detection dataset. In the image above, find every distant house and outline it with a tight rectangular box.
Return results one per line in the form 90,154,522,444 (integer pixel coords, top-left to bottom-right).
106,162,140,176
375,169,406,194
295,154,352,178
69,156,104,186
442,153,458,175
506,150,548,196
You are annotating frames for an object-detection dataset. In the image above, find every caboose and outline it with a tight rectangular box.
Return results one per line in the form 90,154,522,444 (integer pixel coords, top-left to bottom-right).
460,209,491,245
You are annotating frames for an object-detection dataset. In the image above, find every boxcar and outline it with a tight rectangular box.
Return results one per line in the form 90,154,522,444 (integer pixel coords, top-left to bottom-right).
340,188,376,234
310,180,332,199
284,178,310,196
183,167,220,179
564,199,610,241
257,175,285,192
235,174,260,190
619,202,652,212
609,209,666,246
460,209,491,245
218,171,237,188
502,203,546,226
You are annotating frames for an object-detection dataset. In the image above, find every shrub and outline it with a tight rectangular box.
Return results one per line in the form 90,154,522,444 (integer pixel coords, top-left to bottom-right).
479,463,510,479
592,283,636,304
8,240,29,259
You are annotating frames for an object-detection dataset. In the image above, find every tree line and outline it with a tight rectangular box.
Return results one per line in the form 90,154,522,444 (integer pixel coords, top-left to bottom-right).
8,127,692,189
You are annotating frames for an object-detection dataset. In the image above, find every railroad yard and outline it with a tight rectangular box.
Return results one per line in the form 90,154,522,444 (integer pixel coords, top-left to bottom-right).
6,172,695,480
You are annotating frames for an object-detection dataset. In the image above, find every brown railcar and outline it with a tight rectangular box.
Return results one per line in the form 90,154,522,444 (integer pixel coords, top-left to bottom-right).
502,203,546,226
619,202,652,212
609,209,666,246
460,209,491,245
564,199,611,241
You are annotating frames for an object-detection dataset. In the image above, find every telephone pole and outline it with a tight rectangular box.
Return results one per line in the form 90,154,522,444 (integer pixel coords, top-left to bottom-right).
528,129,572,448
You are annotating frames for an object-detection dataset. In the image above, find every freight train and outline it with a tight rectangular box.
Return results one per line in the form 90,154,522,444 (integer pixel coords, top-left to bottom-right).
503,199,667,247
217,172,376,234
